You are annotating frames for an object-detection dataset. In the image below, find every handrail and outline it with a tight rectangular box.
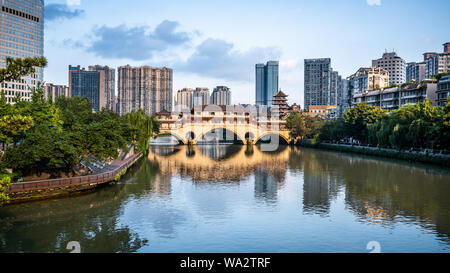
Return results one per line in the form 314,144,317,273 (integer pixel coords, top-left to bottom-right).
6,152,143,193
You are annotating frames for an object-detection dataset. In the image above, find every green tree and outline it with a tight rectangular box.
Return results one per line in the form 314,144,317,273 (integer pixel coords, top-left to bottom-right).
0,56,47,83
2,125,78,177
0,176,11,205
319,118,346,142
126,109,160,153
0,114,34,148
343,103,386,144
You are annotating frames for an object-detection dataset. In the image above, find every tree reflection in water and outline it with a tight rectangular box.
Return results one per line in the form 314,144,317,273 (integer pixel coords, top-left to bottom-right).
1,145,449,253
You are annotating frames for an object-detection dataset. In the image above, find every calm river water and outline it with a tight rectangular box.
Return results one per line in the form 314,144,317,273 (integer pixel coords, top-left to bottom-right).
1,145,450,253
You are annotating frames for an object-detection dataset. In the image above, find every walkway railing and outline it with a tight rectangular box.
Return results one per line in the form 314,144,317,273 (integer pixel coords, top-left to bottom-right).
6,152,143,193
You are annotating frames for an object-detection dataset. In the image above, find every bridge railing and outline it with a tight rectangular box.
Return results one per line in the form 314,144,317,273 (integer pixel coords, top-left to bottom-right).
6,152,142,193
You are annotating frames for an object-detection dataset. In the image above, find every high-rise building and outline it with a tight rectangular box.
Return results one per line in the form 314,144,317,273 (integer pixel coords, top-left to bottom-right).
44,83,69,103
424,43,450,79
210,86,231,105
372,52,406,84
89,65,115,111
406,62,426,83
346,67,389,110
255,61,279,106
193,87,209,106
330,70,339,106
304,58,346,111
176,88,193,110
69,65,115,112
117,65,173,116
0,0,44,104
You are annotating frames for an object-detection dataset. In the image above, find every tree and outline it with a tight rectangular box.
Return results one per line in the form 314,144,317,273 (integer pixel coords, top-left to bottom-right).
126,109,160,153
0,176,11,204
14,86,63,130
343,103,386,144
319,118,346,142
0,56,47,83
0,114,34,147
2,125,79,177
286,112,324,140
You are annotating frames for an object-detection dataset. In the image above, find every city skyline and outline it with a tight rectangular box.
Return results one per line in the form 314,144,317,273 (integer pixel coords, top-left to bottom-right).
41,0,450,107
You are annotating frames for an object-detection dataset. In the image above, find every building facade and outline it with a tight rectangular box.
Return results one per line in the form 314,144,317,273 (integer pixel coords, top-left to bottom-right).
255,61,279,106
436,75,450,107
424,43,450,79
304,58,344,112
372,52,406,84
346,67,389,109
118,65,173,116
305,105,337,119
352,82,438,111
44,83,69,103
0,0,44,104
176,88,193,111
69,65,105,112
210,86,231,105
193,87,209,106
406,62,426,83
89,65,115,111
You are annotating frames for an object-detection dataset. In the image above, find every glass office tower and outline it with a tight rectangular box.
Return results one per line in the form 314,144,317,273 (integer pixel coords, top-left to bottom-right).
255,61,279,106
0,0,44,104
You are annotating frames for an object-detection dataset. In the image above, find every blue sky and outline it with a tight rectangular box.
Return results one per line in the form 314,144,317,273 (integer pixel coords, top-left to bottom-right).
43,0,450,106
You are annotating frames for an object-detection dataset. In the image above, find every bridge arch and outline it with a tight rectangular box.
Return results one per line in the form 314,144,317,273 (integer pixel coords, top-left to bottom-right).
153,132,186,145
197,127,245,144
255,132,290,145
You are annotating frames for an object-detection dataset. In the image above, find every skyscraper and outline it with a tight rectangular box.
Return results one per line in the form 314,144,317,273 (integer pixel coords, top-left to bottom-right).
372,52,406,84
304,58,331,110
89,65,115,111
255,61,279,106
193,87,210,106
176,88,193,111
118,65,173,116
0,0,44,104
211,86,231,105
68,65,115,112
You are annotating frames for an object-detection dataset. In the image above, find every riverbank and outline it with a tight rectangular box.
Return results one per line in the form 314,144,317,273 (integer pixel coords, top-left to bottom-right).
4,152,143,204
297,141,450,167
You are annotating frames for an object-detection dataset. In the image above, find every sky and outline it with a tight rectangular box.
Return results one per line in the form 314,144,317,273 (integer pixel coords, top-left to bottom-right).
43,0,450,107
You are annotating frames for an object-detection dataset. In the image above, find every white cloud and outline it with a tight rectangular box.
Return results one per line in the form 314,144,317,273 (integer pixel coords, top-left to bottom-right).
67,0,81,6
366,0,381,6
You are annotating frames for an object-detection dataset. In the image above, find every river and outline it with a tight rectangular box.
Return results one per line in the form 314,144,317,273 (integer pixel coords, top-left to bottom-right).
0,145,449,253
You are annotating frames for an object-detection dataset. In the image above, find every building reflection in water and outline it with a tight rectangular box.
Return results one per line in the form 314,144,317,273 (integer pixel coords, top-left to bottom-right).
289,147,450,241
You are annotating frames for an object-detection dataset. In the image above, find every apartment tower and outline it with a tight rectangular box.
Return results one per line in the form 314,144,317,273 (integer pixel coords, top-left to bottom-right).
118,65,173,116
210,86,231,105
68,65,115,112
372,52,406,84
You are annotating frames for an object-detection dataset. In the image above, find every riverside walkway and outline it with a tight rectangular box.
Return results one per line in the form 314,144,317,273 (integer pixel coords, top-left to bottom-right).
5,152,143,201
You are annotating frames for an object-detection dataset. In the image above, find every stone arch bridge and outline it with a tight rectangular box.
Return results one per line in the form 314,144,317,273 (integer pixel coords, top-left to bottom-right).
155,106,292,145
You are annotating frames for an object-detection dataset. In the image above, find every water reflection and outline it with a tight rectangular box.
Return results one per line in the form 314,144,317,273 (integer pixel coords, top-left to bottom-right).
288,147,450,241
0,186,148,253
148,145,290,184
1,145,449,253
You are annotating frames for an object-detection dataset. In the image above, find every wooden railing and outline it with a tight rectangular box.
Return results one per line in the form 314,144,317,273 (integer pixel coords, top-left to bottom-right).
6,152,143,193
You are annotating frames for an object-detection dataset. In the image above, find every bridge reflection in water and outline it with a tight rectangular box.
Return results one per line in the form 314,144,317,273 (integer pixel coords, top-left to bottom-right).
1,145,450,252
149,145,288,187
